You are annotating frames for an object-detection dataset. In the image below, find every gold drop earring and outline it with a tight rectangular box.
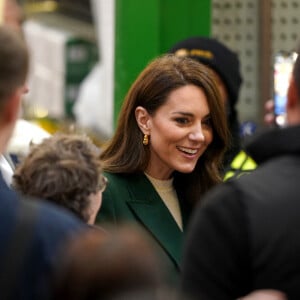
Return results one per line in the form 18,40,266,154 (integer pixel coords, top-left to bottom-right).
143,134,149,145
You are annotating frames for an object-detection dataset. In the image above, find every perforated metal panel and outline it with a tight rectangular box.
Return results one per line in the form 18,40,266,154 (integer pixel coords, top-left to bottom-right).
212,0,259,124
211,0,300,125
272,1,300,54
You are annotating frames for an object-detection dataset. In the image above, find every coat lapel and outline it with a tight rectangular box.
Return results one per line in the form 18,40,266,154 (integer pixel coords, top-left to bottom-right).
125,174,183,268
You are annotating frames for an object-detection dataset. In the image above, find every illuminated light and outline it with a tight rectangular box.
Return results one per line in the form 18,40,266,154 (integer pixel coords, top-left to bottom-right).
33,106,49,119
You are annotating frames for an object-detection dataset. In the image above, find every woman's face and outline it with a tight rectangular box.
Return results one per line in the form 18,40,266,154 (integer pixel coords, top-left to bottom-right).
143,84,213,179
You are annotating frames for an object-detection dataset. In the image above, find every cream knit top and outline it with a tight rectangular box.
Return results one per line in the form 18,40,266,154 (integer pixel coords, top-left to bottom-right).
145,173,183,231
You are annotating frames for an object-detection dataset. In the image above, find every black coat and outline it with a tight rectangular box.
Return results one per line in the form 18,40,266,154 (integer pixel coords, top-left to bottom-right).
181,125,300,300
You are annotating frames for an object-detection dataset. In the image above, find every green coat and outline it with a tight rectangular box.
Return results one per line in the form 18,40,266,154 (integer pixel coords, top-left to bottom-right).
96,172,191,283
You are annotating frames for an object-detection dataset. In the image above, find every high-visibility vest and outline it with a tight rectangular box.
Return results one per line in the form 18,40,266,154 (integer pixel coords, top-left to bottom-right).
223,150,257,181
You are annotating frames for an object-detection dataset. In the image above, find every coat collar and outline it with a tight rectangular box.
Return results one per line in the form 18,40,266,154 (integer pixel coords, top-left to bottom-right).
125,174,183,269
246,125,300,164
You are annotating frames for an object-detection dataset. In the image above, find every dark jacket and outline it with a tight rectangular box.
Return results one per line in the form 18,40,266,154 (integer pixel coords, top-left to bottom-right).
96,172,191,284
181,125,300,300
0,172,84,300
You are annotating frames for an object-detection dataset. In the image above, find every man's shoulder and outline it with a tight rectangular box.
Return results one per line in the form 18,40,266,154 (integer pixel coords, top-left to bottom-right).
0,185,85,300
202,180,244,208
0,186,84,241
34,198,84,233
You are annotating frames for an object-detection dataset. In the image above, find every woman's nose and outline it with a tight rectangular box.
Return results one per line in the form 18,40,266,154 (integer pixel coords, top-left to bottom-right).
188,124,205,141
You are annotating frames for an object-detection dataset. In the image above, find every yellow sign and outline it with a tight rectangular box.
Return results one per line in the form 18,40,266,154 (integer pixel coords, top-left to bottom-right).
174,48,214,60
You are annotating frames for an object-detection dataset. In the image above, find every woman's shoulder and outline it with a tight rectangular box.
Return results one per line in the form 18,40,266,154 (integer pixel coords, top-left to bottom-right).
103,172,128,184
102,172,135,192
103,172,146,185
103,172,152,196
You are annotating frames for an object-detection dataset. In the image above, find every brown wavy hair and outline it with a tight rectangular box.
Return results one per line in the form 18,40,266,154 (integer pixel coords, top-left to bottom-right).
100,54,229,206
12,133,103,222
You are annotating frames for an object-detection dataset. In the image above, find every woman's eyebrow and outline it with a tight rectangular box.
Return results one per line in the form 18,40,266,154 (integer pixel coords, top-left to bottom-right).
171,111,194,116
171,112,211,119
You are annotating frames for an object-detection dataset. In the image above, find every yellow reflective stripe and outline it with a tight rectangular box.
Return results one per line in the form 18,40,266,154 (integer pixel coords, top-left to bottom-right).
231,151,257,170
223,171,235,181
242,156,257,170
223,151,257,181
231,151,247,169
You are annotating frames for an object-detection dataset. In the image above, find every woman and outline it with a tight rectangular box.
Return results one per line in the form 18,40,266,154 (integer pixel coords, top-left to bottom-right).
96,54,229,282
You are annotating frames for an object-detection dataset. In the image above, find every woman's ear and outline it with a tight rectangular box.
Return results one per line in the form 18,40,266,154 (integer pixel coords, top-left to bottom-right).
135,106,151,134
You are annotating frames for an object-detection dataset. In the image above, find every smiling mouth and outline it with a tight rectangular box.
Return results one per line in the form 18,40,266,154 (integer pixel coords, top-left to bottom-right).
177,146,198,155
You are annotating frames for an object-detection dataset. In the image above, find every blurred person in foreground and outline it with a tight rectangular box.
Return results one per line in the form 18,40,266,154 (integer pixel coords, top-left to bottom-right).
12,133,106,225
96,54,229,284
169,37,256,180
0,25,84,300
181,49,300,300
51,225,175,300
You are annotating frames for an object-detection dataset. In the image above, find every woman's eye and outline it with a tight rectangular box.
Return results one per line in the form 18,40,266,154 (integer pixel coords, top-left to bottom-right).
202,117,212,127
175,118,189,124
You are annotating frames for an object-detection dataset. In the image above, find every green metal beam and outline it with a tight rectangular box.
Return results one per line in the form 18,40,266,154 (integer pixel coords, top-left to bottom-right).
114,0,211,126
